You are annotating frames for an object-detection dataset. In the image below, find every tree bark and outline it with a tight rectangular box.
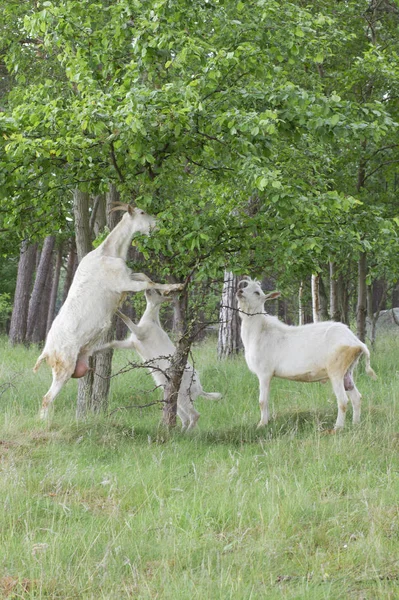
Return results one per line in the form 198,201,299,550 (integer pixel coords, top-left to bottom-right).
31,258,54,344
62,238,77,304
329,262,340,321
217,271,242,358
162,288,191,427
298,281,305,325
46,243,63,334
356,252,367,342
173,292,188,337
9,240,37,345
73,190,95,418
75,186,121,417
311,274,321,323
73,190,92,262
26,235,56,342
318,274,329,321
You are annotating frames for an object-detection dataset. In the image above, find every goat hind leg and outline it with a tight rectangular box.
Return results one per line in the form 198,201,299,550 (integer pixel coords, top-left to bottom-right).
331,377,349,430
40,369,72,420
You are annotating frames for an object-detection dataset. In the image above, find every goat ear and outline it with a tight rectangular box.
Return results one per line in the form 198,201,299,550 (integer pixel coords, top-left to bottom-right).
238,279,249,289
264,291,281,301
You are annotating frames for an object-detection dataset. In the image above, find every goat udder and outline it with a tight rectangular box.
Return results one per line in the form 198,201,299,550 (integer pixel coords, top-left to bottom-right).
344,371,355,391
71,359,89,378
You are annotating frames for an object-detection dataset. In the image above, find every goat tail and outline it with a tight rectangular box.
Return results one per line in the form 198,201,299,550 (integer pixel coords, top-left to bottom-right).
201,391,222,401
33,353,47,373
363,346,377,380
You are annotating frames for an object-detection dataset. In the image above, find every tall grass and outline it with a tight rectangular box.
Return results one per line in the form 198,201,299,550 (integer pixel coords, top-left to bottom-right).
0,334,398,599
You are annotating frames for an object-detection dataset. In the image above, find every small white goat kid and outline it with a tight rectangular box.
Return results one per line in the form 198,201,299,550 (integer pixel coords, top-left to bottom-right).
236,278,376,430
99,289,222,430
34,204,183,419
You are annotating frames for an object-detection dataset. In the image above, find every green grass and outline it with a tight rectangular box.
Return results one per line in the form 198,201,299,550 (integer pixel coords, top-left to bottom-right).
0,334,398,599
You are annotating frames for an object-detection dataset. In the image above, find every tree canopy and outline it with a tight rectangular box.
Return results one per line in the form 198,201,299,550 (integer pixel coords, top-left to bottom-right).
1,0,398,290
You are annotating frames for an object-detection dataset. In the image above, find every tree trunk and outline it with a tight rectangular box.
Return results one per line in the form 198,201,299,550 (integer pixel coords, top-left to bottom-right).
73,190,92,262
31,258,54,344
73,190,95,418
329,262,340,321
217,271,242,358
318,274,329,321
26,235,56,342
311,274,321,323
337,273,350,325
76,187,121,417
356,252,367,342
46,243,63,334
163,289,191,427
9,240,37,345
91,321,115,413
62,238,77,304
173,293,188,337
298,281,305,325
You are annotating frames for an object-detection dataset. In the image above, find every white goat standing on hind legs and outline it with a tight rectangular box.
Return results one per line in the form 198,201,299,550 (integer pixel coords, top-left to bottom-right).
236,278,377,431
97,289,222,431
33,203,183,419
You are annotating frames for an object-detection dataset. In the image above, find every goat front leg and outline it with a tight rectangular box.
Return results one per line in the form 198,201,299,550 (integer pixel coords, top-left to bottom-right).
257,376,271,428
94,339,135,353
120,276,183,294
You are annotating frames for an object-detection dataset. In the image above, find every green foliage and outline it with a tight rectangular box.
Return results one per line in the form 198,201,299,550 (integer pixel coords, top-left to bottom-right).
0,0,398,290
0,293,11,331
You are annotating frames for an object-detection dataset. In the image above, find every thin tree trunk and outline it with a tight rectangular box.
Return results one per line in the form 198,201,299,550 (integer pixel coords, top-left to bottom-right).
62,238,77,304
31,259,54,344
337,273,350,325
91,321,115,413
298,281,305,325
9,240,37,345
73,190,91,263
73,190,95,418
82,187,121,416
318,274,329,321
46,243,63,334
311,274,321,323
356,252,367,342
329,262,340,321
163,289,191,427
26,235,56,342
218,271,242,358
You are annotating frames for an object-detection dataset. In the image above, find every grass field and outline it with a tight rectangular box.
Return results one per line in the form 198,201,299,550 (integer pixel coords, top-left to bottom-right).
0,333,398,599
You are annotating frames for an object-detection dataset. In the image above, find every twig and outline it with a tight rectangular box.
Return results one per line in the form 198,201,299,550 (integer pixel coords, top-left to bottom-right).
108,398,167,416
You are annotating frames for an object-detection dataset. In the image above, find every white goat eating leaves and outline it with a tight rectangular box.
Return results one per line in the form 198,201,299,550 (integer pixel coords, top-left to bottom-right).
33,203,183,419
236,278,376,430
97,289,222,431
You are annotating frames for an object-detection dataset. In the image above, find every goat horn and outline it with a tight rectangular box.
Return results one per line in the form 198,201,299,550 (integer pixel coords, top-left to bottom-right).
109,202,135,215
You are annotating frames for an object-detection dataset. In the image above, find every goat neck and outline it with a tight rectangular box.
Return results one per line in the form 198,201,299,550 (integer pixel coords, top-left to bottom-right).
99,212,147,259
140,300,162,327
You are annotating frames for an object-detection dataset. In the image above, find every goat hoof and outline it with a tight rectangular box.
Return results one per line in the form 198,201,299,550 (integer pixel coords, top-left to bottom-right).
257,421,267,429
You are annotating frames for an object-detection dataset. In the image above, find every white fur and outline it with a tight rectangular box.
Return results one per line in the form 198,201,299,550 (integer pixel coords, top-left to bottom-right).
98,289,222,431
237,278,376,430
34,207,183,419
